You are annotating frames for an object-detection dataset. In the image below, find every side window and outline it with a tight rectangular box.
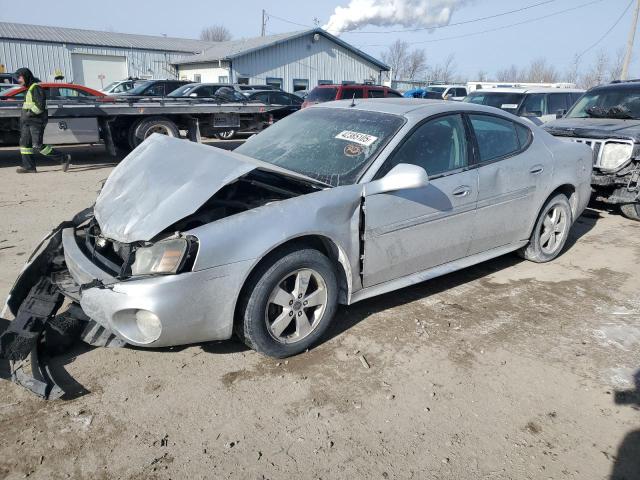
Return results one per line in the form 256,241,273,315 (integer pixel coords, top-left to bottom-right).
271,92,292,105
386,90,403,98
456,88,467,97
368,89,385,98
515,123,532,149
469,114,520,162
342,88,364,99
547,93,568,114
254,92,270,103
145,84,164,96
520,94,545,116
381,114,468,178
570,92,583,106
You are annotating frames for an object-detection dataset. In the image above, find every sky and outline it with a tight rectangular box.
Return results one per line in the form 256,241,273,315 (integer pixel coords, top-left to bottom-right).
0,0,637,80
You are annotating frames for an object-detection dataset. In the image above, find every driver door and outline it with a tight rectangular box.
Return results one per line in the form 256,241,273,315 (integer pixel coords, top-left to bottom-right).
363,114,479,287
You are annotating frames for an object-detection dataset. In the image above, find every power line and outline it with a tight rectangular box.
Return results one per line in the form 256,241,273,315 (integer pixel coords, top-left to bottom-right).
577,0,634,59
266,13,313,29
343,0,557,34
357,0,604,47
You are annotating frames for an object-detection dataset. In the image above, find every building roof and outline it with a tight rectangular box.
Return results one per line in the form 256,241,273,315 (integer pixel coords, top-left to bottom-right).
173,28,389,71
0,21,212,53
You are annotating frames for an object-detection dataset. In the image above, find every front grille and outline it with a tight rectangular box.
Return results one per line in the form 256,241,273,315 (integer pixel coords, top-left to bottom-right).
77,224,131,277
563,137,634,168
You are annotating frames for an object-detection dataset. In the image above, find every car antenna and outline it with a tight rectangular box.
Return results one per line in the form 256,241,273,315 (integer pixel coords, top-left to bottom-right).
350,93,357,107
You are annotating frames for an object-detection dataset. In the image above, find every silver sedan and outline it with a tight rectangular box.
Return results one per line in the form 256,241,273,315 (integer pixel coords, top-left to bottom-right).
4,99,593,362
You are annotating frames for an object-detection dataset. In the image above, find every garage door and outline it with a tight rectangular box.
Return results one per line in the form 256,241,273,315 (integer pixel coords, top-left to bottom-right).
71,54,127,90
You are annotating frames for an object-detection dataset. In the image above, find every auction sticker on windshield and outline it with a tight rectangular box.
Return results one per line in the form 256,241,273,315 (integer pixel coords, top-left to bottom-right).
501,104,519,109
335,130,378,146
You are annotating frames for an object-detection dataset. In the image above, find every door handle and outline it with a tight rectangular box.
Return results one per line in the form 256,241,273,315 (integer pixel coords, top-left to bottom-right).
452,186,471,197
530,165,544,175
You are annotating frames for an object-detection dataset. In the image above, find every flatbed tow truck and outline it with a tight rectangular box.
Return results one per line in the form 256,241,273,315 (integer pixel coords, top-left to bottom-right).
0,95,279,153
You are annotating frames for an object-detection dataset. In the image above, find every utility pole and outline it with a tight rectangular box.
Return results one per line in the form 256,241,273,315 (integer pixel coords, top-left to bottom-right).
261,10,267,37
621,0,640,80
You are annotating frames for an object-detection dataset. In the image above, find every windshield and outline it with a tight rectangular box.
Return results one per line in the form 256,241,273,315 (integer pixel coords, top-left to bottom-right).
102,81,119,91
306,87,338,102
566,88,640,119
235,108,405,186
168,85,196,97
464,92,525,111
0,86,22,97
125,81,153,95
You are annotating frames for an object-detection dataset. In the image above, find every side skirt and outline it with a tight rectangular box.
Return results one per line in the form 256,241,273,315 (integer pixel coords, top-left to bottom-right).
348,241,528,304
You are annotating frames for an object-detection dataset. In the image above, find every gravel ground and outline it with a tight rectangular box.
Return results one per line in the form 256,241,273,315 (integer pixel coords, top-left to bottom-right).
0,143,638,480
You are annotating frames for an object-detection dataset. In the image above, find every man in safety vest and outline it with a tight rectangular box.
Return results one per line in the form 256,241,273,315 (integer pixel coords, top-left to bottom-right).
15,67,71,174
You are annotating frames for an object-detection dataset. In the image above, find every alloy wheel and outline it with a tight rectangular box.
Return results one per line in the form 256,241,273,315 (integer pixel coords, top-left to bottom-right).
539,206,567,255
265,269,328,344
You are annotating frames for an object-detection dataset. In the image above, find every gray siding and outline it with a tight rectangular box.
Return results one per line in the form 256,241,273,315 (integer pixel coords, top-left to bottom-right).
231,33,383,91
0,39,189,82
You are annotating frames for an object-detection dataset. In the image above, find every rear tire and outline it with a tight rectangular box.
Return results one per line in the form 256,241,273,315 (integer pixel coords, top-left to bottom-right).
128,117,179,148
235,248,338,358
620,202,640,221
519,193,572,263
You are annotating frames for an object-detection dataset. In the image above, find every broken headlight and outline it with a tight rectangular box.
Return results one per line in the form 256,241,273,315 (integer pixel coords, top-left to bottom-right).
131,238,188,276
600,142,633,171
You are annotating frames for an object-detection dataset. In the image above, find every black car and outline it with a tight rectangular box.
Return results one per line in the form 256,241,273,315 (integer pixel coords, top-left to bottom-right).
246,90,302,120
118,79,190,97
544,80,640,221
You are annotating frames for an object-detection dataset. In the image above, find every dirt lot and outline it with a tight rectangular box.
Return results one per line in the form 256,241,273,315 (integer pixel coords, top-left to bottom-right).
0,144,639,480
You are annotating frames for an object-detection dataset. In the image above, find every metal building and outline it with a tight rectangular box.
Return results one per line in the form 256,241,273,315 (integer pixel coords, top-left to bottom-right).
0,22,211,89
174,29,390,92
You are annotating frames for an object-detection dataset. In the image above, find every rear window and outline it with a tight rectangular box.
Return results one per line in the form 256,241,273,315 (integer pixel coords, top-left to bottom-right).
306,87,338,102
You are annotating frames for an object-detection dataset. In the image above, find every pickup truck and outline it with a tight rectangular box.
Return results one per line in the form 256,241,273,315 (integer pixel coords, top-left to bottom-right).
544,80,640,221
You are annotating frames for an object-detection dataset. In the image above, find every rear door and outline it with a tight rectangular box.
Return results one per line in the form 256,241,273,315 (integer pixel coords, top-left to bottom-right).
468,113,551,253
363,113,478,286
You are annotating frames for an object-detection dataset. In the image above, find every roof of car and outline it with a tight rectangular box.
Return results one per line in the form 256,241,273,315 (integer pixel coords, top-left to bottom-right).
591,80,640,90
470,87,584,94
312,98,520,119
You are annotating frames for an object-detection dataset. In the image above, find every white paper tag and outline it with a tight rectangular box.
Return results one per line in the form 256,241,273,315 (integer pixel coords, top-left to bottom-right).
501,104,519,109
335,130,378,146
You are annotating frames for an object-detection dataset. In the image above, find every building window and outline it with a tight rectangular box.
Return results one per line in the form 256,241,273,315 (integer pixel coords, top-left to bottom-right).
237,76,250,85
193,74,201,83
318,79,333,85
292,79,309,92
266,77,283,89
218,76,229,83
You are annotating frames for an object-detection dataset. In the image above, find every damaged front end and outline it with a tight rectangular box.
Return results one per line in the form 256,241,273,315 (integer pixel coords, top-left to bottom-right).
0,208,126,399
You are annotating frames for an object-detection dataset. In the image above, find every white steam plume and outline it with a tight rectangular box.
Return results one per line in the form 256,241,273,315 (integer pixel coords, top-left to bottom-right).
323,0,467,35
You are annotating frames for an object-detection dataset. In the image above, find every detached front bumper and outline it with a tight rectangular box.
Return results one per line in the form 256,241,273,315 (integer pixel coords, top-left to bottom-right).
1,214,253,398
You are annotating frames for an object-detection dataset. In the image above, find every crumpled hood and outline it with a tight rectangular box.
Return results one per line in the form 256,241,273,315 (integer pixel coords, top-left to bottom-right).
95,134,288,243
544,118,640,142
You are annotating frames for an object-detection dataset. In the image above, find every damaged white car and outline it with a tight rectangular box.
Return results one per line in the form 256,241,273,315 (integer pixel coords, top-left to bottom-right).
1,99,592,398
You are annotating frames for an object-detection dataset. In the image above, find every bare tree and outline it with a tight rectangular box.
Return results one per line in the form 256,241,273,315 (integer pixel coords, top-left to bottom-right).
475,69,488,82
564,54,581,85
609,47,626,81
526,58,558,83
580,50,609,88
428,54,456,83
200,25,232,42
405,49,427,80
495,64,524,82
382,40,409,79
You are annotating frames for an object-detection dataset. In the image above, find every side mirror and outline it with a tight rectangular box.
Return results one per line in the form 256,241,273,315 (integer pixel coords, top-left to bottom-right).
556,109,567,119
365,163,429,196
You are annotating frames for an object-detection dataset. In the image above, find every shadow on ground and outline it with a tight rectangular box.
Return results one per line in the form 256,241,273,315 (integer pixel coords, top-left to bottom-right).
611,369,640,480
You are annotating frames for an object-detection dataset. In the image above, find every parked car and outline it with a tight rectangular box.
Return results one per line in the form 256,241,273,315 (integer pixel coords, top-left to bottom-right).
5,99,591,369
116,79,190,97
463,88,584,124
212,90,302,140
235,84,281,95
168,83,235,98
404,85,468,101
100,79,142,95
293,89,309,99
0,82,105,99
302,84,402,108
0,83,19,94
544,80,640,221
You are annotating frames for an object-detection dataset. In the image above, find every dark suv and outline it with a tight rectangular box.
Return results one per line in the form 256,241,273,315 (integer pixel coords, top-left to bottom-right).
118,79,190,97
544,81,640,220
302,84,402,108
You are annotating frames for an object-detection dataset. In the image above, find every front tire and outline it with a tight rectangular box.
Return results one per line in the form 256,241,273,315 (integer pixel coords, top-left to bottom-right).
235,248,338,358
620,202,640,221
520,194,572,263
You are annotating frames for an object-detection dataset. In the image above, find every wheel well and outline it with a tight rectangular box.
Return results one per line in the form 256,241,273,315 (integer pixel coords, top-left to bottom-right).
233,235,351,325
550,184,577,217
